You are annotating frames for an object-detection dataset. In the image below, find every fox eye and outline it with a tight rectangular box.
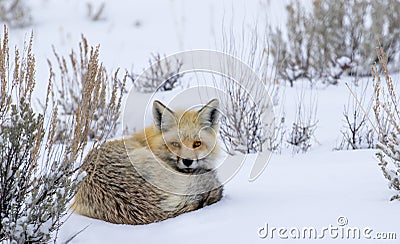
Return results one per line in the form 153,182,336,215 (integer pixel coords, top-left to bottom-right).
193,141,202,148
170,142,181,148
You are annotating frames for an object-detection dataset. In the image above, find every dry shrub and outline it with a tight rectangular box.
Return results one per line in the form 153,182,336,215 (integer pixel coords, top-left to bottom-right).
271,0,400,86
337,82,375,150
50,35,126,142
0,27,123,242
287,88,318,153
130,53,184,93
373,46,400,201
218,78,269,154
215,25,277,155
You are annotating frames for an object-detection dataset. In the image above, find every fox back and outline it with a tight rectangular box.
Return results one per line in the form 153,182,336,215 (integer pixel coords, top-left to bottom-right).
72,99,223,225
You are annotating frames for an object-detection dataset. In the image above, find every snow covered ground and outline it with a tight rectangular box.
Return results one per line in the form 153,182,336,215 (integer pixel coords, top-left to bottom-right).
58,80,400,243
60,149,398,243
4,0,400,243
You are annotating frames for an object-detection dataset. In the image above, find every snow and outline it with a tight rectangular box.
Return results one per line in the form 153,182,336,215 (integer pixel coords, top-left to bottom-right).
59,149,399,243
3,0,400,243
337,56,352,67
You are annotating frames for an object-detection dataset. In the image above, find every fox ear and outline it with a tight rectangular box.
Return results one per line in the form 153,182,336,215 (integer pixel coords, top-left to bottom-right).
198,99,220,130
152,100,176,132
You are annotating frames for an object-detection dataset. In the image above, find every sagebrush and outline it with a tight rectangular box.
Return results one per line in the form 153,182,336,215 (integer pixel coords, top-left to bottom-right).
50,35,126,142
271,0,400,86
130,53,184,93
373,46,400,201
287,88,318,153
0,27,122,242
216,25,276,154
337,82,375,150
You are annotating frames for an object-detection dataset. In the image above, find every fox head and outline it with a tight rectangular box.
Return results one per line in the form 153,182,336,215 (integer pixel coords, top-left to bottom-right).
149,99,220,173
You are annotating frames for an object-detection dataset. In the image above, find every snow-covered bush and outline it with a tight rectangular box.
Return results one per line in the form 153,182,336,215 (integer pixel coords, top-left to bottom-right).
0,0,31,27
269,1,315,87
218,79,268,154
373,46,400,201
51,35,126,142
337,82,375,150
270,0,400,86
0,27,121,242
130,53,184,93
287,89,318,153
216,26,277,154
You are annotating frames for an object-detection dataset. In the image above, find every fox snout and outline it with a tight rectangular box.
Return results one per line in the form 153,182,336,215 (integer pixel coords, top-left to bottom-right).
177,157,201,173
182,158,193,167
177,157,198,172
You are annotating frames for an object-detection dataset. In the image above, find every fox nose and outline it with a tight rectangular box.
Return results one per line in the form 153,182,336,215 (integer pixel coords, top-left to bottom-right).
182,159,193,167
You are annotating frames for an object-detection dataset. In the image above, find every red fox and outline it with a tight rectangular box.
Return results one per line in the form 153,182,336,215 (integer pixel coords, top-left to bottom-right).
72,99,223,224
